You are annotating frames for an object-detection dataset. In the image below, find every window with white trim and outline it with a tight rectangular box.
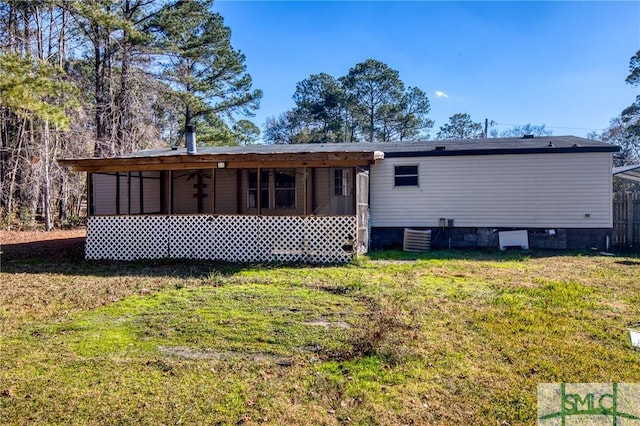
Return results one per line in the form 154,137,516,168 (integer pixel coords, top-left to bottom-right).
394,165,418,186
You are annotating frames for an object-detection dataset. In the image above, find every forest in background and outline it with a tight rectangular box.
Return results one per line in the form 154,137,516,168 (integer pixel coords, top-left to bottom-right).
0,0,261,230
1,0,638,231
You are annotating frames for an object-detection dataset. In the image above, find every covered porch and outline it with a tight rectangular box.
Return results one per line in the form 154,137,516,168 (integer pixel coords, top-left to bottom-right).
60,145,382,263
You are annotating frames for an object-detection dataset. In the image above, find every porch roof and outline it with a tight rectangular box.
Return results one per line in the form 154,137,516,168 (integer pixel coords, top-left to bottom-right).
613,164,640,182
59,145,385,172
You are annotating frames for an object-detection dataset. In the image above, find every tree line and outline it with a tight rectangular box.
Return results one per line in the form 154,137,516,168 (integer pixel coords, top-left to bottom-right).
263,59,435,144
586,49,640,191
589,50,640,168
2,0,636,229
0,0,261,229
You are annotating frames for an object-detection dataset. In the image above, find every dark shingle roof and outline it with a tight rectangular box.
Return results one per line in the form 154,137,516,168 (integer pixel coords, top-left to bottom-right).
124,135,617,158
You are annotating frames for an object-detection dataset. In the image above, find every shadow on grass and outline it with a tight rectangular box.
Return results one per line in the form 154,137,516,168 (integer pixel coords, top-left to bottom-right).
616,260,640,266
4,236,640,277
0,236,348,277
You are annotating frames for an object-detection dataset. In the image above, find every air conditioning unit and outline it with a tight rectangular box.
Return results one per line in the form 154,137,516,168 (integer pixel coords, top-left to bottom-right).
403,228,431,252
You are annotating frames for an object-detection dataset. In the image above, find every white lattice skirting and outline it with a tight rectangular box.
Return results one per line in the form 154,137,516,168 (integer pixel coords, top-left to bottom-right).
85,215,360,263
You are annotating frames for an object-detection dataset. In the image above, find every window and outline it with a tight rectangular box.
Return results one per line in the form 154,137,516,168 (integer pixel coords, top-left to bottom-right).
334,169,352,196
274,170,296,209
248,169,296,209
394,165,418,186
248,170,269,209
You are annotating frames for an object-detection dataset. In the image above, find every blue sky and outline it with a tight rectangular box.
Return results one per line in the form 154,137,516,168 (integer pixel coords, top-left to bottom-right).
214,1,640,139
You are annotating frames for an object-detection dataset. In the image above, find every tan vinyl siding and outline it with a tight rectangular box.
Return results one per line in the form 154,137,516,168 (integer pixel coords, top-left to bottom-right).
142,171,161,213
118,174,128,214
291,170,307,216
92,171,161,215
313,168,331,215
92,173,117,215
214,169,238,214
130,173,141,214
172,170,213,214
370,152,613,228
238,169,248,214
172,173,193,214
306,168,313,215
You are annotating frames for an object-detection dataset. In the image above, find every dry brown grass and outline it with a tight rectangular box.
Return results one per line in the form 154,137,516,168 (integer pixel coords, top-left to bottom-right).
2,236,640,424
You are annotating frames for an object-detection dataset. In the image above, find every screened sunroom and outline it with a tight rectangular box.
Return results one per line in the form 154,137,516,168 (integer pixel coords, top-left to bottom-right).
60,144,382,263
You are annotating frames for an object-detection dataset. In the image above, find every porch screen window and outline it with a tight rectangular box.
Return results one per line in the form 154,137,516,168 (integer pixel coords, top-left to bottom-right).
334,169,351,196
394,165,418,186
248,170,269,209
274,171,296,209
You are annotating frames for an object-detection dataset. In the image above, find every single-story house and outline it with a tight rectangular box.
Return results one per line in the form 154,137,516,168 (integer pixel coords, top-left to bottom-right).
59,135,619,262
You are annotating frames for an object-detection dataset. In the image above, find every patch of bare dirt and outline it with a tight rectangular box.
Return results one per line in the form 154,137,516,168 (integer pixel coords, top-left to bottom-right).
158,346,294,366
0,228,86,261
0,228,86,244
303,320,352,329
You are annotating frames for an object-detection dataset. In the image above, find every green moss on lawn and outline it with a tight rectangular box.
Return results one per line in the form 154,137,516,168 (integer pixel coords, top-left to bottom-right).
3,251,640,424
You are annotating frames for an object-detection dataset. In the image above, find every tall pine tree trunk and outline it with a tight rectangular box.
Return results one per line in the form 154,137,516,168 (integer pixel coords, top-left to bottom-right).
5,118,26,227
42,120,53,231
94,38,106,157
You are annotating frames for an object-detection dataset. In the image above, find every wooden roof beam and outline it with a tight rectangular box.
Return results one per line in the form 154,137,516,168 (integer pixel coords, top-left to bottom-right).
59,151,383,172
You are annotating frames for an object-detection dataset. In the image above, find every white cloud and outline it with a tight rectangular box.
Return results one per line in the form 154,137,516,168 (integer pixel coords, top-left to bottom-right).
435,90,449,98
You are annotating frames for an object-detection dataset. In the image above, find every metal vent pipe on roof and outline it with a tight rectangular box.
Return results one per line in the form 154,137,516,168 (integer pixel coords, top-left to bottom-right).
185,124,196,155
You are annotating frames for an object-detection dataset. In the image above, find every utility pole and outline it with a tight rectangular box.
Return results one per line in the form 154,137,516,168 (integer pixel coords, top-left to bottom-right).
484,119,489,139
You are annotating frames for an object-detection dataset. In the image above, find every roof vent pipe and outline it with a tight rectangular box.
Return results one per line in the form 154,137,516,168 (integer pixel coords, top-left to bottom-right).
185,124,196,155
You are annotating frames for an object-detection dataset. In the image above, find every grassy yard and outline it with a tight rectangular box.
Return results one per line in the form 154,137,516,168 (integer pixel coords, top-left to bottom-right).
2,238,640,424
